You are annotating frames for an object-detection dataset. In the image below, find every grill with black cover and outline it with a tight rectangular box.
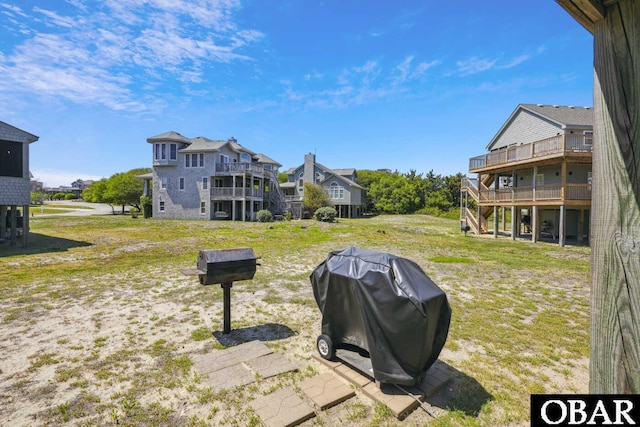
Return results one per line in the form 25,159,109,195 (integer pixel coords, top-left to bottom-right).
310,247,451,386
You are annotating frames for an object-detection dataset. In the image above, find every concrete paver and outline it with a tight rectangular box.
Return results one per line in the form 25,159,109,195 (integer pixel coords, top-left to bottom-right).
299,372,355,410
192,340,272,374
312,352,451,419
245,353,298,379
249,387,315,427
202,363,255,391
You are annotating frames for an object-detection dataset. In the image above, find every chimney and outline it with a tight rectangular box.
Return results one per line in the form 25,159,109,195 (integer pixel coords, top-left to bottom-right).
304,153,316,185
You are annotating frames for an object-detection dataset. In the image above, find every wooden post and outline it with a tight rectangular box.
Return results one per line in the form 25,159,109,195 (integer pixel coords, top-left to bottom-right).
9,206,17,246
0,205,6,242
559,205,566,247
558,0,640,394
591,0,640,394
23,205,29,247
511,206,517,240
532,205,538,243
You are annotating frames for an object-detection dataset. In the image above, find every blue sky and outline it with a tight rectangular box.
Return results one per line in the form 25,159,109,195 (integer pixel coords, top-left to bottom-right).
0,0,593,187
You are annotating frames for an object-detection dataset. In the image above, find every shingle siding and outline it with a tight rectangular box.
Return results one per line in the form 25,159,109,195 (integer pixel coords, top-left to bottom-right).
0,177,30,205
491,110,562,149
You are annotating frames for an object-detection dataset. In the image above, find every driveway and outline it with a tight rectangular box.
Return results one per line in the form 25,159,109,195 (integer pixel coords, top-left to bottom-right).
38,200,117,216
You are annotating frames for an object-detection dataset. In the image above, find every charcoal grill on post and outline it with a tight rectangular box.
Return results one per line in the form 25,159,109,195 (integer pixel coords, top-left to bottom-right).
194,247,259,334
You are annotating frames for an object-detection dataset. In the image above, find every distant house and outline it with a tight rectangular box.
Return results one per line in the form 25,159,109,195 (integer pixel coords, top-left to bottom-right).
145,132,284,221
282,153,366,218
461,104,593,246
0,121,39,246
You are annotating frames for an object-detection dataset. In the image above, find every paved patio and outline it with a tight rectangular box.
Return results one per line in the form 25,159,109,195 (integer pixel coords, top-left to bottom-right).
192,340,452,426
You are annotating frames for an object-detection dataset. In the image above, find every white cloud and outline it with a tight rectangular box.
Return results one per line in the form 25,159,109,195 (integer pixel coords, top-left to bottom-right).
0,1,263,113
455,57,498,76
393,56,440,85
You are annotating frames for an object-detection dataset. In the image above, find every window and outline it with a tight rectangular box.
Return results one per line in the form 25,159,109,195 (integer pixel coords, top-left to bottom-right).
154,144,160,160
584,131,593,146
190,153,197,168
200,201,206,214
185,154,190,167
161,143,166,160
264,164,272,170
240,153,251,162
330,182,344,199
159,201,165,212
220,154,229,163
315,172,321,184
161,177,167,189
0,140,23,177
170,144,177,160
179,177,184,190
587,171,593,185
203,177,208,190
199,153,204,167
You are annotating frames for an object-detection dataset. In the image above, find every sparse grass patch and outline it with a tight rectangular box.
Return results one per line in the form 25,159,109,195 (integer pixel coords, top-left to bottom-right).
0,214,590,426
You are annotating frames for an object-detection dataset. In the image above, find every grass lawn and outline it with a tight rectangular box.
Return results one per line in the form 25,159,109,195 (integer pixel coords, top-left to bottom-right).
0,214,590,426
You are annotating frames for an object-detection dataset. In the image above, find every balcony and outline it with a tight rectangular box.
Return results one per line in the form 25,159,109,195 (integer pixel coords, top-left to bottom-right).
153,157,178,166
211,187,264,199
469,134,593,173
216,162,267,176
478,184,591,204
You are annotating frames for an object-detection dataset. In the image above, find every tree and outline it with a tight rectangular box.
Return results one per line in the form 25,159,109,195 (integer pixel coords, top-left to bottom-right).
83,168,150,214
82,178,108,203
368,173,418,214
103,169,149,214
278,172,289,183
302,183,330,215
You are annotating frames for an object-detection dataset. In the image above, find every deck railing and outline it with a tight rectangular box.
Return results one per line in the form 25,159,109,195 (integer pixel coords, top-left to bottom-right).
211,187,264,198
471,184,592,204
469,134,593,172
215,162,266,175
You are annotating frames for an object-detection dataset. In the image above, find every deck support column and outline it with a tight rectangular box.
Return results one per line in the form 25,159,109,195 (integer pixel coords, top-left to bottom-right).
242,175,247,222
511,206,517,240
493,205,499,238
532,205,538,243
559,205,566,247
232,178,237,221
9,206,17,246
23,205,29,247
0,205,6,242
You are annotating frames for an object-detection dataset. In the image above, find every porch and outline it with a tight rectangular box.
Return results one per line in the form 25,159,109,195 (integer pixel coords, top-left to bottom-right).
469,133,592,173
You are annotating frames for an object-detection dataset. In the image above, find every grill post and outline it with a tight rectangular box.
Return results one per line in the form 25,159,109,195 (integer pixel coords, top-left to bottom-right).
222,282,232,334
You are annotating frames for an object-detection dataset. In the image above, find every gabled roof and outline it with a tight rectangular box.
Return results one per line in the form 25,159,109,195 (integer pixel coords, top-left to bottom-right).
520,104,593,127
254,153,282,167
0,121,39,143
332,168,356,177
180,136,227,153
486,104,593,150
146,131,192,144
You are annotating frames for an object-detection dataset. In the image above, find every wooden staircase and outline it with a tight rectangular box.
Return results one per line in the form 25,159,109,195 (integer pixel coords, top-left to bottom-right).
460,177,493,234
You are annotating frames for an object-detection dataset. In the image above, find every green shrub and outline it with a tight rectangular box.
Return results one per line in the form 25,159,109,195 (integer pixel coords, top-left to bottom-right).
53,192,66,200
314,206,337,222
64,193,77,200
257,210,273,223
